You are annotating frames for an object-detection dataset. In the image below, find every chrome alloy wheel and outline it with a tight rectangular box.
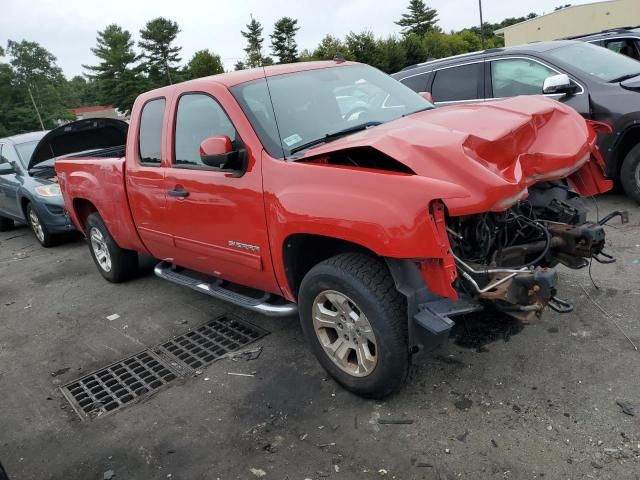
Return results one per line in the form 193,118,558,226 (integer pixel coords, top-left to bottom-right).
312,290,377,377
90,227,112,272
29,208,45,243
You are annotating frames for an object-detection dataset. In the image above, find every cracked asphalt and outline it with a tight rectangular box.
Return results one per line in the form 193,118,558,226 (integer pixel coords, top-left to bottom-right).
0,193,639,480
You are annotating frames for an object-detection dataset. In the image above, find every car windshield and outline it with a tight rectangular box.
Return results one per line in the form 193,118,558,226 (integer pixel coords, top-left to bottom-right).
231,65,433,158
14,140,40,168
547,42,640,82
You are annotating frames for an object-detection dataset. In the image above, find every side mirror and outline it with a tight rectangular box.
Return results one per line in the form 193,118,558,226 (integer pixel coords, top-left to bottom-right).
199,135,248,176
542,74,577,95
418,91,434,103
0,163,15,175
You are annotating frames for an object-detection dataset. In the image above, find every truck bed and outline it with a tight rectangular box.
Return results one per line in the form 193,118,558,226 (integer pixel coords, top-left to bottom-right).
55,155,149,254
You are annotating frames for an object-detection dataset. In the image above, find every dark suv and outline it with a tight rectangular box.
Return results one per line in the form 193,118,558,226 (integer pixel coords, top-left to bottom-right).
568,27,640,61
392,40,640,203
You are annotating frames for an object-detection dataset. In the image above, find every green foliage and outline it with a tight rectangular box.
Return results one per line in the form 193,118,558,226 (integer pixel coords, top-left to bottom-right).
139,17,182,86
1,40,73,134
241,15,266,68
234,60,246,71
271,17,300,64
187,49,224,79
84,24,144,113
395,0,439,36
313,35,349,60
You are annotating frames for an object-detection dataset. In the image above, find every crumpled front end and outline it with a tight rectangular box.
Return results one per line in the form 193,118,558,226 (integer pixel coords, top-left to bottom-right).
444,179,622,321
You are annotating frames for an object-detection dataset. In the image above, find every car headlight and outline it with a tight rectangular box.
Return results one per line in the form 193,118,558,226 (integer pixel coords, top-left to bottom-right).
34,184,61,197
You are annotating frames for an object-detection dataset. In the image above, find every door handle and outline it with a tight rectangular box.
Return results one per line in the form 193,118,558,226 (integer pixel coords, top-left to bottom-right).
168,187,189,198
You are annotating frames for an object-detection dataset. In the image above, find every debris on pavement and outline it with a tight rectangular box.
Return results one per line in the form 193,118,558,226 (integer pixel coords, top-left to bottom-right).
103,470,115,480
226,372,255,377
106,314,120,321
249,468,266,477
616,400,635,416
50,367,70,377
226,347,263,361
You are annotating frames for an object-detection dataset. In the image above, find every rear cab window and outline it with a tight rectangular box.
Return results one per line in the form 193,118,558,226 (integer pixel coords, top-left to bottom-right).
138,98,166,166
431,63,483,103
604,38,640,61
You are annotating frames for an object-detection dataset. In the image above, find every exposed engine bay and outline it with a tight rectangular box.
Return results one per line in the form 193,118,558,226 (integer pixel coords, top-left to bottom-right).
446,181,625,321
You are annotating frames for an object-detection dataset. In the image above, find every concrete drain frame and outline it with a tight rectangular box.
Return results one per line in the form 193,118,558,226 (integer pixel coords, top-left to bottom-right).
60,315,268,420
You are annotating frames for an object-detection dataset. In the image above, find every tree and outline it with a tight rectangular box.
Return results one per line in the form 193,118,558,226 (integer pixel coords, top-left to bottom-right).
187,49,224,79
139,17,182,86
345,31,379,67
396,0,439,37
241,15,265,68
234,60,246,71
84,24,144,114
6,40,73,130
271,17,300,63
313,35,349,60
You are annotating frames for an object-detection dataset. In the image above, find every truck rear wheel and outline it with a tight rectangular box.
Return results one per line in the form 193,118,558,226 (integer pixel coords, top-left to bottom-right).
86,213,138,283
621,143,640,204
298,253,409,398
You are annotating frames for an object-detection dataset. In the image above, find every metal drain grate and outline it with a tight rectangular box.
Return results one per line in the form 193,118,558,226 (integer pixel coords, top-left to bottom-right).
61,315,267,420
156,316,268,371
61,350,178,420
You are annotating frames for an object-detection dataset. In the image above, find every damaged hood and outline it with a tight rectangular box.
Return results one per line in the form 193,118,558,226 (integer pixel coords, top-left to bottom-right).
301,96,600,213
29,118,128,170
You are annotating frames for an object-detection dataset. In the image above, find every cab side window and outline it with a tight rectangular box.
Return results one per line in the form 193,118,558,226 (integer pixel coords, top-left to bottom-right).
431,63,483,102
174,94,237,169
138,98,166,166
491,58,557,97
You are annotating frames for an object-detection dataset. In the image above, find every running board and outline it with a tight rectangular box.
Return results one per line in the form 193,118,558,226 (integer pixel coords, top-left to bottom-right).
154,261,297,317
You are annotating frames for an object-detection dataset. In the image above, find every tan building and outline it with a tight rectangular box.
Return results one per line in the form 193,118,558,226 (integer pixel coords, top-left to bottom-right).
495,0,640,46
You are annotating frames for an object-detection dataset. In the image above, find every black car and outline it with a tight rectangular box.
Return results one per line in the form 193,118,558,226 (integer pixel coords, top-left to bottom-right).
392,40,640,203
567,27,640,61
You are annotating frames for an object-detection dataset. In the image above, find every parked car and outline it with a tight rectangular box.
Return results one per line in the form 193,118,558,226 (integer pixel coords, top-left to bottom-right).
0,120,125,246
566,27,640,61
55,60,614,397
0,131,73,246
392,40,640,203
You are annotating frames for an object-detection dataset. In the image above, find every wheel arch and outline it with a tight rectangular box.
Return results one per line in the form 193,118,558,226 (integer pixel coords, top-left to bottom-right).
71,198,99,233
282,233,380,300
611,125,640,177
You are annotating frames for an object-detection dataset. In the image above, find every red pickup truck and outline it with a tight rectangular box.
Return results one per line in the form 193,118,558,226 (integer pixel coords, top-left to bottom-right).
54,60,615,397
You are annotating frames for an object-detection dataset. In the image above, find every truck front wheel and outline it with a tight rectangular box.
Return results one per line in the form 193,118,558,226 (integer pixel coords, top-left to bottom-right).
298,253,409,398
86,213,138,283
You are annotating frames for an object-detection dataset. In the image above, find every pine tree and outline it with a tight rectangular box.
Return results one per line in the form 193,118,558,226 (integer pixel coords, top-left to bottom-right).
139,17,182,87
270,17,300,64
241,15,265,68
83,24,143,114
395,0,439,37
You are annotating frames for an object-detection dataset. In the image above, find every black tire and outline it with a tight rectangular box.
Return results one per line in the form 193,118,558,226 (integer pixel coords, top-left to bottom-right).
620,143,640,204
0,216,14,232
0,462,8,480
298,253,409,398
26,203,54,247
86,212,138,283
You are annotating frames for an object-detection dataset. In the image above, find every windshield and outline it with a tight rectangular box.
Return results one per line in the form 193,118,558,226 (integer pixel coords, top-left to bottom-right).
547,42,640,82
15,140,40,168
231,65,433,158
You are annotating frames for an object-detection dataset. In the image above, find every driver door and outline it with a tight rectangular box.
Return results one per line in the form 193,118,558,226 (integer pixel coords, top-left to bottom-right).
0,143,23,219
164,89,279,294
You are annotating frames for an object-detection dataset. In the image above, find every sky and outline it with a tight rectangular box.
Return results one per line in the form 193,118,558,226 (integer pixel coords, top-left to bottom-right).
0,0,594,77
